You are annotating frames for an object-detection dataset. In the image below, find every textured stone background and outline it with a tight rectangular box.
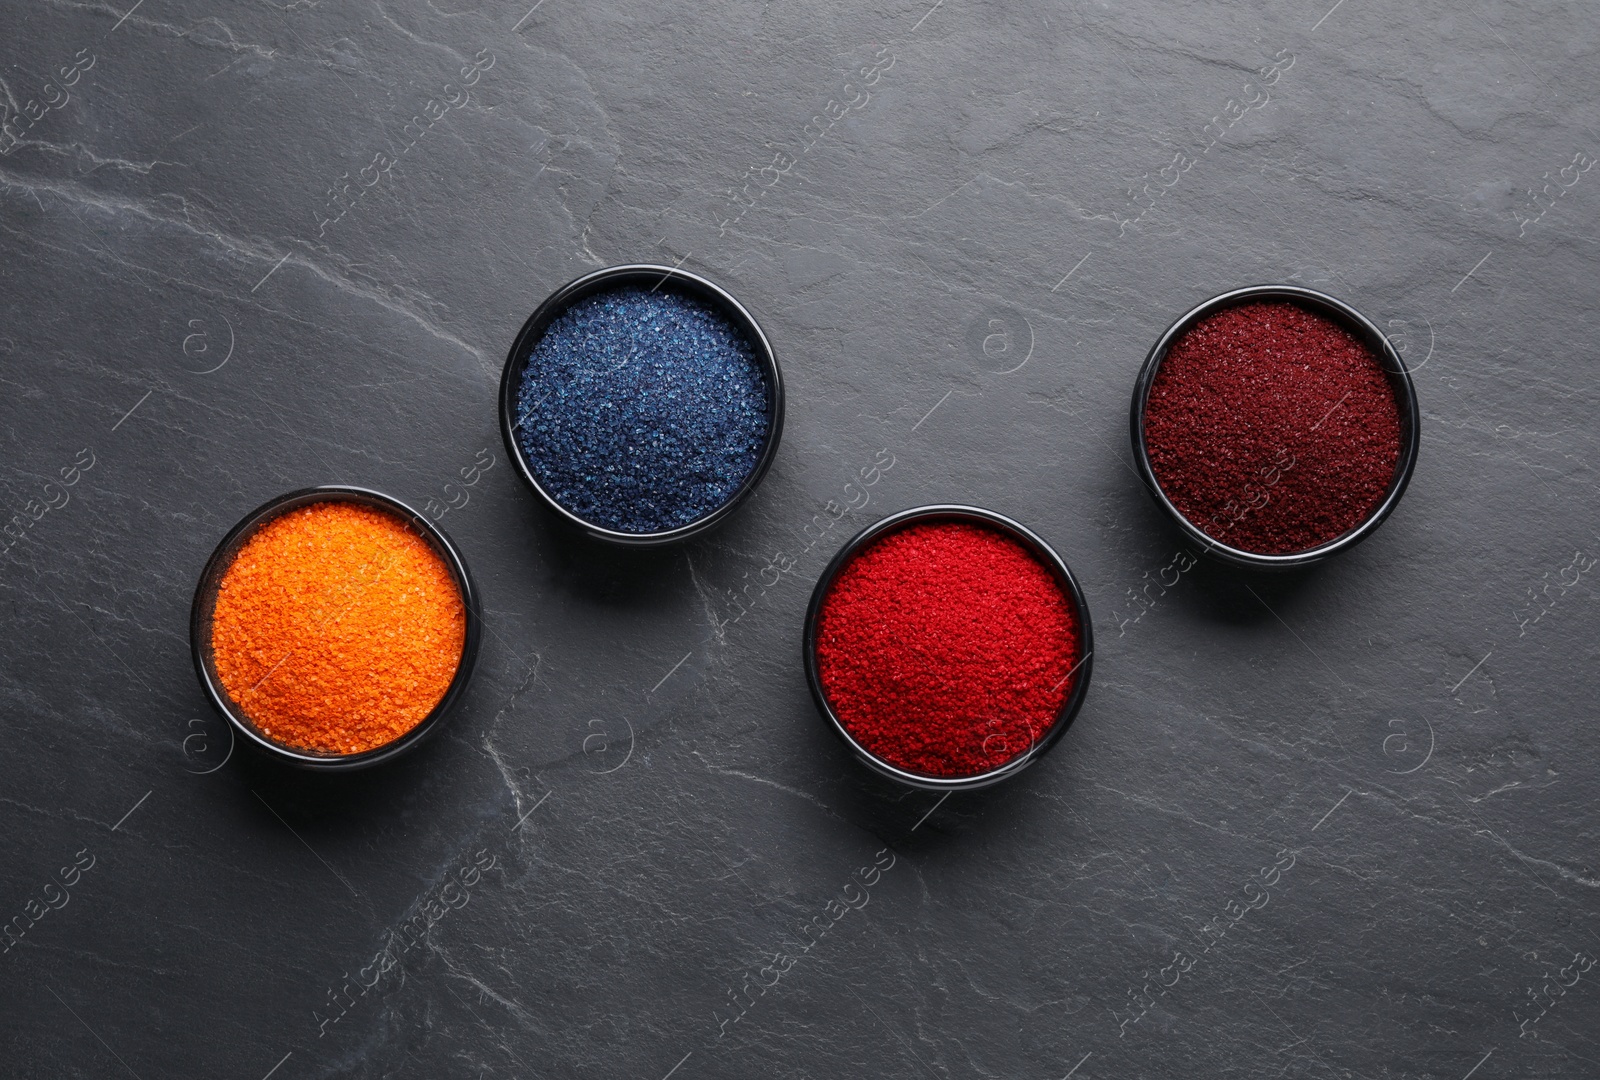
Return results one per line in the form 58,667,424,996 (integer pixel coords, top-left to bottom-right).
1,0,1597,1077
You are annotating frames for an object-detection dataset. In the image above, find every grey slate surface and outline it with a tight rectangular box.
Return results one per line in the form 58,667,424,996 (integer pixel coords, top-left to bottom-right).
2,0,1598,1077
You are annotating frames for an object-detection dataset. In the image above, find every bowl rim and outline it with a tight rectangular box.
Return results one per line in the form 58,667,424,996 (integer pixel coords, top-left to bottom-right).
801,504,1095,792
188,485,482,771
1129,284,1422,570
498,263,786,546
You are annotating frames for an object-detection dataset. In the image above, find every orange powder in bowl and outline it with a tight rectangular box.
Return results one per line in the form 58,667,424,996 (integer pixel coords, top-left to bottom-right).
209,501,467,755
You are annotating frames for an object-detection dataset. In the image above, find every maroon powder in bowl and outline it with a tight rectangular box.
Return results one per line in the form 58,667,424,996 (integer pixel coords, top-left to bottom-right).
1142,299,1402,555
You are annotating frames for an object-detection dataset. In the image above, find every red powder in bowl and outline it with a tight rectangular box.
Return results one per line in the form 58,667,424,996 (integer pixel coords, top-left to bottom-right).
813,521,1081,778
1142,299,1403,555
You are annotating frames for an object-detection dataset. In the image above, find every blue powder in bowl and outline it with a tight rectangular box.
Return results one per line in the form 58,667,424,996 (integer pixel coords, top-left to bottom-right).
514,284,773,534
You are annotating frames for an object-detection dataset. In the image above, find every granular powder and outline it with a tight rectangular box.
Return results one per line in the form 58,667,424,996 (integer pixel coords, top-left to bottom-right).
210,501,466,755
515,284,772,534
813,521,1081,778
1142,300,1403,554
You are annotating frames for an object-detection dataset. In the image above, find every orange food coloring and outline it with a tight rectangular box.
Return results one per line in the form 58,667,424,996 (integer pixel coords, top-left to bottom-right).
210,501,466,755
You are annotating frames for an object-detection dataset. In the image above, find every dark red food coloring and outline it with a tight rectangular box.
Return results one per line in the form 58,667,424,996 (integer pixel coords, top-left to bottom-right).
813,521,1081,778
1142,300,1403,555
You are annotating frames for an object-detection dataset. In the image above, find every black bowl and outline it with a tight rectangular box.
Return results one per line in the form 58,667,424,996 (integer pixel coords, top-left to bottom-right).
1130,284,1421,570
499,264,785,546
190,486,481,771
802,505,1094,791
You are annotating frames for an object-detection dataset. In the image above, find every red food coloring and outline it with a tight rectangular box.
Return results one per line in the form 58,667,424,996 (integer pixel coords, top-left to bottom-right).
1142,300,1403,555
813,521,1081,778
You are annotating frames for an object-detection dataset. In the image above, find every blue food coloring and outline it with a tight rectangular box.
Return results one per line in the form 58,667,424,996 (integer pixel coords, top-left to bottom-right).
514,284,772,534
